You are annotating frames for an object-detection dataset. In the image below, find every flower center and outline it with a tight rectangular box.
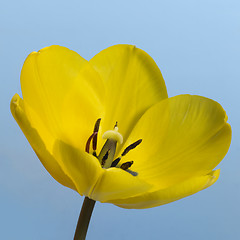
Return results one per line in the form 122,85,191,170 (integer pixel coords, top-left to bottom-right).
85,119,142,175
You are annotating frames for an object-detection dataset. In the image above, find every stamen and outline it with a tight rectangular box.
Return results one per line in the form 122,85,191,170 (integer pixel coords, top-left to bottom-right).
110,139,142,168
121,139,142,156
126,169,138,176
101,150,110,166
85,118,101,154
92,118,101,151
85,132,97,153
120,161,134,170
111,157,121,167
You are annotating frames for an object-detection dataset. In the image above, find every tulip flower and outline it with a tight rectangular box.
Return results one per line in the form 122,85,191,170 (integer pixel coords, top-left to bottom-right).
11,45,231,239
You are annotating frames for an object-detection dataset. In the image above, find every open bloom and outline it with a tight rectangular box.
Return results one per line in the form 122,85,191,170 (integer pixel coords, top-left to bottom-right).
11,45,231,209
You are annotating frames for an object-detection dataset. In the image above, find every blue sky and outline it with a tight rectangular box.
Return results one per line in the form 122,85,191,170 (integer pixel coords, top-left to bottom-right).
1,0,239,239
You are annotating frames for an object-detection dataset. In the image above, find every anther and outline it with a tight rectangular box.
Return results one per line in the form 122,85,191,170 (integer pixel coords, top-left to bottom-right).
92,118,101,151
85,132,97,153
110,139,142,168
101,150,110,166
120,161,134,170
121,139,142,156
85,118,101,154
111,157,121,167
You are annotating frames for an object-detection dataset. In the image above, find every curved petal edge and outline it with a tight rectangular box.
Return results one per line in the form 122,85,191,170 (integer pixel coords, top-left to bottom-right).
111,169,220,209
10,94,76,190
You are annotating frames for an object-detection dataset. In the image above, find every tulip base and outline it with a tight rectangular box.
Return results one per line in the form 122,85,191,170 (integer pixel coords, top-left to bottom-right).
74,197,96,240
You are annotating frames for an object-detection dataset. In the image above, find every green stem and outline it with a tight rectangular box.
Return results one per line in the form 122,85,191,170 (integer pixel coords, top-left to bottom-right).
74,197,96,240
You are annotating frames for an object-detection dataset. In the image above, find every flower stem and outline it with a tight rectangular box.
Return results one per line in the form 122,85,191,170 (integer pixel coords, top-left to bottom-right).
74,197,96,240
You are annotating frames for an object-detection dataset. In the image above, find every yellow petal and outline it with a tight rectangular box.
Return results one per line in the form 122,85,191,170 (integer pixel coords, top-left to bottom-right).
10,94,76,190
53,140,103,196
52,140,152,200
90,167,152,202
111,169,220,209
21,45,105,151
89,44,168,151
122,95,231,188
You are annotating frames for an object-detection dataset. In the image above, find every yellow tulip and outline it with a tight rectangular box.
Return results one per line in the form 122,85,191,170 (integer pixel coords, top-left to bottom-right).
10,45,231,209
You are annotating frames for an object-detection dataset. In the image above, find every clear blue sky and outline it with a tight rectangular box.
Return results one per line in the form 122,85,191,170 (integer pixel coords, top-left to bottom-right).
1,0,239,239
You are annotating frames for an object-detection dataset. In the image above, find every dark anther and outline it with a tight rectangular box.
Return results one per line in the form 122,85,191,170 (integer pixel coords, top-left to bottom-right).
92,118,101,151
101,150,110,166
114,121,118,128
121,139,142,156
120,161,134,170
111,157,121,167
85,118,101,154
85,132,97,153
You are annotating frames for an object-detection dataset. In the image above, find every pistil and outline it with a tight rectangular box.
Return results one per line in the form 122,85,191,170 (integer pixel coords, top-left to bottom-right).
98,125,123,168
